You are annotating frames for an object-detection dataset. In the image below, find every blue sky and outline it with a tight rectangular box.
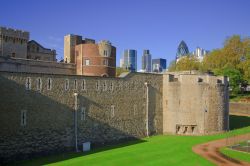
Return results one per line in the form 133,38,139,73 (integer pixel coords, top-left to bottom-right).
1,0,250,69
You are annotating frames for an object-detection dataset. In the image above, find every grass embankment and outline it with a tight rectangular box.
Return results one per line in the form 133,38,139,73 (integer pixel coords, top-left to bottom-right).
220,147,250,163
11,115,250,166
230,92,250,102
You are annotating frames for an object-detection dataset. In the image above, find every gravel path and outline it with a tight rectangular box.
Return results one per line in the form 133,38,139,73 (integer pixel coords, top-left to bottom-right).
192,133,250,166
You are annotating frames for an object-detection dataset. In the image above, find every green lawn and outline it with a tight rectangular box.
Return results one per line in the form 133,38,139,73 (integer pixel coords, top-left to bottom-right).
12,115,250,166
220,147,250,163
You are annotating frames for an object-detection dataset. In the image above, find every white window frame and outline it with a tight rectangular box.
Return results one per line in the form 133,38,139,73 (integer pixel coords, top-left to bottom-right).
21,110,27,126
47,78,52,90
85,59,90,66
65,79,69,90
110,82,114,91
82,79,86,91
96,80,100,91
111,105,115,118
25,77,31,90
81,107,86,121
103,59,108,66
103,81,107,91
36,77,42,91
103,50,108,57
74,79,77,90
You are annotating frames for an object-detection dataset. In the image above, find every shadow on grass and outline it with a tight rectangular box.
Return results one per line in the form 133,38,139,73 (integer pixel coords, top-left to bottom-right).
230,115,250,130
9,139,147,166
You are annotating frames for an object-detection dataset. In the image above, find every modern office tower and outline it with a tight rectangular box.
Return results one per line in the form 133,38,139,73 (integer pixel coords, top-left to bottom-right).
120,58,124,68
176,40,189,62
64,34,82,63
142,49,152,72
152,58,167,73
122,49,137,72
192,47,209,61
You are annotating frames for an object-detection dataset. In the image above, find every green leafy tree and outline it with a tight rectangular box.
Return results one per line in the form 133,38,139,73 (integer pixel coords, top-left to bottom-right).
175,56,201,71
116,67,129,77
214,67,243,94
168,60,177,72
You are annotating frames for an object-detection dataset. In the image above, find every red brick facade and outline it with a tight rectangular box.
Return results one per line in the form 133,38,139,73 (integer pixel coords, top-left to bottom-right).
75,43,116,77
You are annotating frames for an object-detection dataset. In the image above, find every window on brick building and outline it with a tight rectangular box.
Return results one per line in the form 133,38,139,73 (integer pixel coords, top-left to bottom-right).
85,59,90,66
21,110,27,126
47,78,52,90
103,59,108,66
103,50,108,57
65,79,69,90
12,53,15,57
36,78,42,91
25,77,31,90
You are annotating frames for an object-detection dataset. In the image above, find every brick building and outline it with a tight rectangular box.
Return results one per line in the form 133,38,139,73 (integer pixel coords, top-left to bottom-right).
75,40,116,77
64,34,116,77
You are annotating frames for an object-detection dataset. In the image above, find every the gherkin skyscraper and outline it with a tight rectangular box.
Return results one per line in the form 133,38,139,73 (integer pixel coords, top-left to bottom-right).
176,40,189,61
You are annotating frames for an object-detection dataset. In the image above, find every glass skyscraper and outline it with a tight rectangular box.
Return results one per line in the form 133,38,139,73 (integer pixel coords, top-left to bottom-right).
152,58,167,73
142,49,152,72
176,40,189,61
122,49,137,72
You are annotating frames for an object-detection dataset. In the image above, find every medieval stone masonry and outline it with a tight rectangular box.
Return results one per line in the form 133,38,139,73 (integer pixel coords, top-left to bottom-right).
0,71,229,163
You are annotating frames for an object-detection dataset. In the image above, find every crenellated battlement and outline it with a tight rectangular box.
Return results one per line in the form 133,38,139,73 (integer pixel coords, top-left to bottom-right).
0,27,29,40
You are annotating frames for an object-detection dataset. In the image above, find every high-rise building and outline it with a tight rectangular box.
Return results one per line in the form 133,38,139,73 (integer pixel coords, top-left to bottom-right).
152,58,167,73
122,49,137,72
120,58,124,68
192,47,209,61
142,49,152,72
176,40,189,62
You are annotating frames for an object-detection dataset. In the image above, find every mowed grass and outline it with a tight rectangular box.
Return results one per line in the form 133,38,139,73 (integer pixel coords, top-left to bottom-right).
220,147,250,163
13,115,250,166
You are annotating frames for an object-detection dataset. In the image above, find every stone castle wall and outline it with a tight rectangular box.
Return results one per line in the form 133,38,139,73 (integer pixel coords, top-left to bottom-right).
0,71,163,163
0,27,29,59
0,56,76,75
0,71,229,163
230,102,250,116
162,74,229,135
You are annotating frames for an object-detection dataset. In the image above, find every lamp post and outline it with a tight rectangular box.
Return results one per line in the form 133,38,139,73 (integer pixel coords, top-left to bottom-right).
74,92,78,152
145,82,149,137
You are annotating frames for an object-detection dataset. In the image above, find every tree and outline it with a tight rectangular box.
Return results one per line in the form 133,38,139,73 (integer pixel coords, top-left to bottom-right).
175,56,201,71
214,66,243,94
168,60,177,72
116,67,129,77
